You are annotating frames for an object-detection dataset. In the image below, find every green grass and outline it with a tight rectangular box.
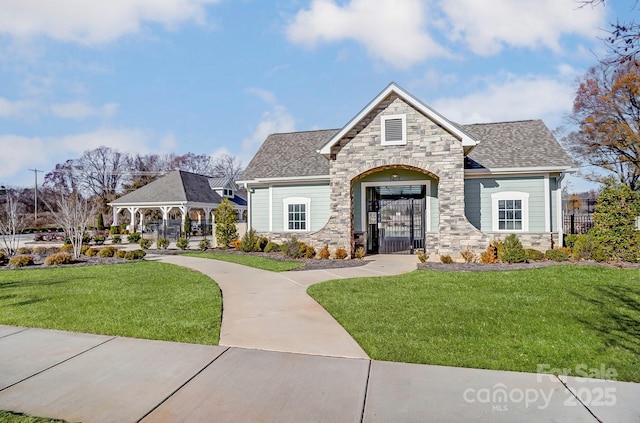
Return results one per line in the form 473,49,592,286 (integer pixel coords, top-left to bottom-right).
308,266,640,382
183,252,304,272
0,411,65,423
0,262,221,345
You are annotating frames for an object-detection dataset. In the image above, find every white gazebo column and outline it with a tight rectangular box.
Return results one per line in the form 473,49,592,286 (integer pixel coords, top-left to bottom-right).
203,207,213,234
179,205,189,234
126,207,139,232
138,211,144,232
112,207,120,226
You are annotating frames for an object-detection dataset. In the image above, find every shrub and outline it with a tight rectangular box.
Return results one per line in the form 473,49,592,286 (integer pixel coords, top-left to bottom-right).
60,244,74,254
157,238,170,249
525,248,545,261
492,240,504,261
198,238,211,251
9,254,34,268
304,245,316,259
572,233,607,262
214,198,239,248
176,237,189,250
33,246,59,256
564,234,579,249
82,233,92,245
240,229,260,252
334,248,348,260
231,239,241,249
281,236,306,259
84,247,99,257
318,245,330,260
500,234,527,264
97,212,105,231
545,249,569,262
45,252,72,266
127,232,141,243
0,250,6,265
480,244,497,264
460,246,475,263
264,241,280,253
355,246,366,260
440,255,453,264
124,249,146,260
94,234,106,245
97,246,117,258
112,235,122,245
255,237,269,252
115,249,127,258
416,250,429,263
81,245,90,255
63,237,72,245
110,226,120,235
139,238,152,250
17,247,32,255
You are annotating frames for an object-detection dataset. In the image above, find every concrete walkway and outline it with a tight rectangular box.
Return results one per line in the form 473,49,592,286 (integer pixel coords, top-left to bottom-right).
149,254,416,358
1,326,638,422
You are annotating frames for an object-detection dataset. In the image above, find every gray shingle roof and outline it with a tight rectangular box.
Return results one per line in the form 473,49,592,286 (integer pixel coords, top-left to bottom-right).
111,170,224,204
240,129,337,180
240,120,574,180
462,120,574,170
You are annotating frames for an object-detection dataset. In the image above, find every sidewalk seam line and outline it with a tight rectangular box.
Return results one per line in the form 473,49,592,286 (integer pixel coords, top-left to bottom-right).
136,346,231,423
0,327,29,340
555,375,603,423
0,335,117,393
360,360,373,423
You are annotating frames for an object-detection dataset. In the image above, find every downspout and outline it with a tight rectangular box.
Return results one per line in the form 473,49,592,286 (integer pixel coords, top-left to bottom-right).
557,173,566,247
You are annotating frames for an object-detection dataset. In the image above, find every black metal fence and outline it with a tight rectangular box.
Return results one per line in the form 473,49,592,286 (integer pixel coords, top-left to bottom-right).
563,213,594,235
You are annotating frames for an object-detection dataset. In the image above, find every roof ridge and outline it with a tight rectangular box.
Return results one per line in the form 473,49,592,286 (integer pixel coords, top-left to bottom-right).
269,128,341,136
463,119,541,126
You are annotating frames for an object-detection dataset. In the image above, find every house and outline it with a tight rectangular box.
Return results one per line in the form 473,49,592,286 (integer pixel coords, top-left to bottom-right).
237,83,575,257
109,170,247,234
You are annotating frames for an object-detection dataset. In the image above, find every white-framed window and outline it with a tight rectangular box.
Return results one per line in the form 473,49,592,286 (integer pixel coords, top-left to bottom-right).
283,197,311,232
381,114,407,146
491,192,529,232
223,188,233,198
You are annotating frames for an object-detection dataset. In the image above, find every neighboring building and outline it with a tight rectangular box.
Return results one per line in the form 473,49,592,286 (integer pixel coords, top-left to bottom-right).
109,170,246,232
237,83,576,257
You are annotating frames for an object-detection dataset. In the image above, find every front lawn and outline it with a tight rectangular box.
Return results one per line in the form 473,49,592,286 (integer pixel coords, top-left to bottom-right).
308,266,640,382
0,262,221,345
183,252,304,272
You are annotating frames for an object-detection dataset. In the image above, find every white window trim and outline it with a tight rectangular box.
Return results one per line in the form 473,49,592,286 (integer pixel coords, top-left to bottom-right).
283,197,311,232
491,191,529,232
381,114,407,146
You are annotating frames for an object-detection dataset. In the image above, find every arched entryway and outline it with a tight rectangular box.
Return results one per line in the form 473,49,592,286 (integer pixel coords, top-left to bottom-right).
352,166,438,254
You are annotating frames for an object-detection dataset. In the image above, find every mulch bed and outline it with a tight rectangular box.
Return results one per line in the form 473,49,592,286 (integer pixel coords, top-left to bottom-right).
418,260,640,272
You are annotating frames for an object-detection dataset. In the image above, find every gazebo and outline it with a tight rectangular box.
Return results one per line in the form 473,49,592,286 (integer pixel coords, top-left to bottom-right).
108,170,246,233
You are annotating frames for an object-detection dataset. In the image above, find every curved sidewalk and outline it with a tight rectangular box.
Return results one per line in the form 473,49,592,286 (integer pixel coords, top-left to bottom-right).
150,254,417,359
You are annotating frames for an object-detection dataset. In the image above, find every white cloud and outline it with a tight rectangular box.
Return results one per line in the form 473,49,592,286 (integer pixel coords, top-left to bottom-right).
50,102,118,119
432,74,575,127
0,97,40,118
0,0,221,45
286,0,448,68
437,0,606,56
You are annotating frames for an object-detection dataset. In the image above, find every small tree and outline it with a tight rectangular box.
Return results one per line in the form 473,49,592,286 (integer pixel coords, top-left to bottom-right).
49,193,97,259
214,198,238,249
500,234,527,264
0,192,27,256
591,178,640,262
96,212,105,231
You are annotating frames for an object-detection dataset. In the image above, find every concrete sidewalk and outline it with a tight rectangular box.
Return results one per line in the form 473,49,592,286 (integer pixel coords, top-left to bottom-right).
1,326,638,422
148,254,416,358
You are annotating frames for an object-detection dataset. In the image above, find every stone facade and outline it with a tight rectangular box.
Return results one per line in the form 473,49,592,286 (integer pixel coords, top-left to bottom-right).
301,94,491,257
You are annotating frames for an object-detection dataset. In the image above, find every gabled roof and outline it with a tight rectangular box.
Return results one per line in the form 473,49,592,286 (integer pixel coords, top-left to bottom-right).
318,82,477,155
239,129,337,182
463,120,575,171
110,170,237,205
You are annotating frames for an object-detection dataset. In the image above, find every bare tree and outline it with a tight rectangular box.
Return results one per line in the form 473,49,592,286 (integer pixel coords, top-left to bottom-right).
49,193,97,259
170,153,214,175
212,153,243,181
0,191,27,256
76,146,129,206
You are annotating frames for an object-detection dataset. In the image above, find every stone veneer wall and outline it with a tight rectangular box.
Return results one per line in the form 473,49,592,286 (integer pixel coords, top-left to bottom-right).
301,94,491,257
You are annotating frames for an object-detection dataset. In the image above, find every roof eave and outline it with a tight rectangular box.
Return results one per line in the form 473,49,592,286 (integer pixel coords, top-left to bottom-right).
464,166,578,176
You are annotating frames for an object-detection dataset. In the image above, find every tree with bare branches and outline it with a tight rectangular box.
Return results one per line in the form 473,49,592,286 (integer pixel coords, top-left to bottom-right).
0,190,27,256
49,193,97,259
212,153,243,181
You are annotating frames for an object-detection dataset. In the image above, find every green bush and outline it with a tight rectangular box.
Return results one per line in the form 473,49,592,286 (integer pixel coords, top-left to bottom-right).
94,234,106,245
82,233,92,244
124,249,147,260
198,238,211,251
240,229,260,252
9,254,34,268
112,235,122,245
139,238,152,250
572,233,607,262
110,226,120,235
264,241,280,253
127,232,141,243
97,212,105,231
115,249,127,258
45,252,72,266
525,248,545,261
176,237,189,250
214,198,239,248
500,234,527,264
545,249,569,262
85,247,99,257
97,246,117,258
255,237,269,252
335,248,348,260
281,236,306,259
157,238,170,249
440,255,453,264
564,234,579,249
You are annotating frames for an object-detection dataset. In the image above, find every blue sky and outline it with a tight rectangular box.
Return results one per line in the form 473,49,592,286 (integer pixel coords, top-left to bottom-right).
0,0,626,192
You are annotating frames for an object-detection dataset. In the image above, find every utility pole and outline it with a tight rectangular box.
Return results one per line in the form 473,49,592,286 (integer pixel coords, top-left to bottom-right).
28,169,43,225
